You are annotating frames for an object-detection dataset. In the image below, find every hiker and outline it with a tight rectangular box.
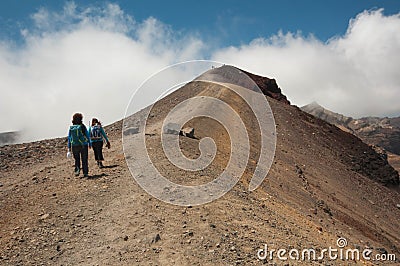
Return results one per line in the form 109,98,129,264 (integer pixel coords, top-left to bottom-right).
67,113,91,177
89,118,110,168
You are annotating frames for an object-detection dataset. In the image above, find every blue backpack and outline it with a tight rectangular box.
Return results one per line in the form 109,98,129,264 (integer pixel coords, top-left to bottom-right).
69,124,88,146
90,125,103,140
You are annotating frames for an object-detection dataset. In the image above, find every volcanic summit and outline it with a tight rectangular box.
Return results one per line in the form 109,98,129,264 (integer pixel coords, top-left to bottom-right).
0,65,399,265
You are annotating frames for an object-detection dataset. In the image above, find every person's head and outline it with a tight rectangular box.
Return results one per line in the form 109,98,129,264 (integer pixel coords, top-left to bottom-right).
91,118,101,126
72,113,83,125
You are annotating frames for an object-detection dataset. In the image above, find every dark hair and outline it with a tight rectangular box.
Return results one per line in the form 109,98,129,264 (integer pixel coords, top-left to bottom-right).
91,118,102,126
72,113,83,125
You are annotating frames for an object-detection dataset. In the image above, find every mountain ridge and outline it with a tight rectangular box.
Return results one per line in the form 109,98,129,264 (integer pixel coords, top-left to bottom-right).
1,66,399,265
301,101,400,174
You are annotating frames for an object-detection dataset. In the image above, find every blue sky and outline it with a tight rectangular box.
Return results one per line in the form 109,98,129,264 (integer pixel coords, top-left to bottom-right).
101,0,400,43
1,0,399,46
0,1,400,140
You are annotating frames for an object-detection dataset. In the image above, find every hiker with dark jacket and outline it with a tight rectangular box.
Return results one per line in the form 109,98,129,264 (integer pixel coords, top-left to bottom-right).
89,118,110,168
68,113,91,177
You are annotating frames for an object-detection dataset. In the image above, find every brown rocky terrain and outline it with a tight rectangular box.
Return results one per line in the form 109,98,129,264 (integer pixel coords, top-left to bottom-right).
1,66,400,265
196,65,290,105
301,102,400,175
301,103,400,153
240,69,290,105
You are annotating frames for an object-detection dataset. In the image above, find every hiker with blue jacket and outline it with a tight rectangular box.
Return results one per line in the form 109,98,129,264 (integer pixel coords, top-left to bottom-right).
89,118,110,168
68,113,91,177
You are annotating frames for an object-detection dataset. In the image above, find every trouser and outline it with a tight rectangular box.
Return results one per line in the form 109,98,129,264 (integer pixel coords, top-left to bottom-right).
92,141,104,161
72,145,89,175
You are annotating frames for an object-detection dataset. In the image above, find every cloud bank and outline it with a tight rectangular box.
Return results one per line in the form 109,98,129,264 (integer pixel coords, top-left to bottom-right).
0,3,399,142
0,2,205,142
213,9,400,118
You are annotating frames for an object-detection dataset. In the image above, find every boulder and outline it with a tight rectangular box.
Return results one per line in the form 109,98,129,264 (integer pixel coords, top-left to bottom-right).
123,127,139,136
180,127,195,138
163,123,180,135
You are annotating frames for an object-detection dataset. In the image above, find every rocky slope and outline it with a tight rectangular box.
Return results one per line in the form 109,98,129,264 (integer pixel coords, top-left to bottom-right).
1,67,399,265
302,102,400,175
197,65,290,104
301,102,400,155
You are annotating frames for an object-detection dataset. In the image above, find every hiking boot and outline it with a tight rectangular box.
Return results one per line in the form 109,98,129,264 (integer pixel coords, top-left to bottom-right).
74,167,80,176
99,162,104,168
84,174,89,178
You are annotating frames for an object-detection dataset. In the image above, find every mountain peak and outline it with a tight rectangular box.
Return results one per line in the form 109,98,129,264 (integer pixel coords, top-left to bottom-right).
302,101,327,111
1,67,399,265
308,101,322,108
301,102,353,126
197,65,290,104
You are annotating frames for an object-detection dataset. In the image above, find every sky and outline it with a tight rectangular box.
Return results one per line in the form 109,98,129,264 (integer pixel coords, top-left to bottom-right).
0,0,399,141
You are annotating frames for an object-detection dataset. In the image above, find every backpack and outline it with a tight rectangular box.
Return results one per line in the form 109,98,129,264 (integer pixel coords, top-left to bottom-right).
90,125,103,140
69,124,88,146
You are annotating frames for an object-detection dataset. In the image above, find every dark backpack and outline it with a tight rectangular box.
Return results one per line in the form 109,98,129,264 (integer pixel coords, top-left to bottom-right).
69,124,88,146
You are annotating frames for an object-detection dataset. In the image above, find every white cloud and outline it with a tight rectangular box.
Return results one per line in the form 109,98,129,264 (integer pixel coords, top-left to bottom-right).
0,4,399,143
212,9,400,118
0,2,205,142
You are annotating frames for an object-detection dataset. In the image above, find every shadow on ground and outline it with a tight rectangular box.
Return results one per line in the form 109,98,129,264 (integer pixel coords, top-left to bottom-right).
87,173,108,179
102,164,119,169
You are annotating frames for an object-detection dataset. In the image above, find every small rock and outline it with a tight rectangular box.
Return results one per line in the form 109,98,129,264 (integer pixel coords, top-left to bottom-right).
40,213,50,220
316,200,333,216
396,204,400,209
180,127,195,138
124,235,129,241
230,246,236,251
295,164,303,175
376,247,388,254
151,233,161,244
